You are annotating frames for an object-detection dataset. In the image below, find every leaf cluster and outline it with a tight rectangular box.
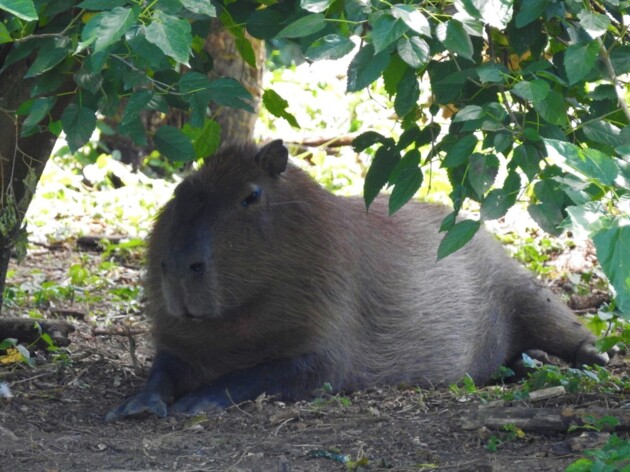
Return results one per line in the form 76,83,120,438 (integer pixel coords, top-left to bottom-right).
1,0,230,161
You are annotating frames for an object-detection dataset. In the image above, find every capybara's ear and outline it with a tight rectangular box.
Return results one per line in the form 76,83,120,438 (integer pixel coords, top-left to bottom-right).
255,139,288,176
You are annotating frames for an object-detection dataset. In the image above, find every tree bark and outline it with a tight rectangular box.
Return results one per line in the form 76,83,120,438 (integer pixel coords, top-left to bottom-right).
205,19,265,147
0,57,72,315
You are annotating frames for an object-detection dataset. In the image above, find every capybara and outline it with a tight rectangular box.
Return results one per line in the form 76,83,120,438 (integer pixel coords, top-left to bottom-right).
106,140,608,420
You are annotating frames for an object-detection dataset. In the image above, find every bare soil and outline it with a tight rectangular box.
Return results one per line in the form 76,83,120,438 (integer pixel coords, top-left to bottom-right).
1,245,628,472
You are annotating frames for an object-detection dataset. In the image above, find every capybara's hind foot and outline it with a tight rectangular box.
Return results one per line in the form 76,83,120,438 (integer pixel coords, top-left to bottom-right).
575,339,610,367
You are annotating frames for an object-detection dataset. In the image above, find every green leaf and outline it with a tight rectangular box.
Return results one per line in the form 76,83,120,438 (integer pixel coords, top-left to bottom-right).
233,31,257,68
397,36,430,69
481,188,513,220
564,41,600,85
578,10,610,39
180,73,253,111
190,119,221,158
468,153,499,196
533,179,565,205
544,139,618,185
438,219,481,259
565,458,594,472
145,11,192,63
121,89,154,126
24,45,68,78
306,34,355,61
74,67,102,91
389,167,423,215
263,89,300,128
528,203,564,235
389,148,421,183
437,20,474,60
593,219,630,315
301,0,332,13
119,117,147,146
442,134,478,168
347,44,391,92
394,68,419,118
364,144,400,208
81,7,138,53
180,0,216,18
468,0,514,29
583,121,624,148
372,14,408,54
453,105,484,122
578,149,619,185
514,0,547,28
0,0,37,21
61,104,96,153
383,54,408,95
276,13,326,39
511,79,550,103
353,131,389,152
390,4,430,36
154,126,196,162
206,77,253,111
77,0,127,9
246,8,285,40
534,90,567,126
512,143,542,181
0,22,12,44
476,63,508,84
21,96,56,136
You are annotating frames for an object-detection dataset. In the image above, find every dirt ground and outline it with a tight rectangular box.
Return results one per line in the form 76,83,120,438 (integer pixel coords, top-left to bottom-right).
1,245,628,472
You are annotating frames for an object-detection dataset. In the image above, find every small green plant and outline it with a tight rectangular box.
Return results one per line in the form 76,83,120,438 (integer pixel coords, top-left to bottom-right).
68,263,90,286
0,322,67,367
101,238,145,264
449,374,478,396
311,383,352,408
566,434,630,472
33,280,75,306
486,424,526,452
569,416,620,434
511,235,558,276
519,354,628,395
0,337,32,367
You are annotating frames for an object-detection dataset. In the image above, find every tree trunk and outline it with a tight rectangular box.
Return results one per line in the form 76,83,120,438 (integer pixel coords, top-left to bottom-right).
0,58,72,315
205,19,265,147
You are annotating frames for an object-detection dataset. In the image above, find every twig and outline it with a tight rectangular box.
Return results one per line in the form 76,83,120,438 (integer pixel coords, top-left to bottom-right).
598,37,630,122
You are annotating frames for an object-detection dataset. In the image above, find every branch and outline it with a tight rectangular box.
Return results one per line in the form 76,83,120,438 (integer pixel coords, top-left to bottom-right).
461,407,630,433
598,38,630,122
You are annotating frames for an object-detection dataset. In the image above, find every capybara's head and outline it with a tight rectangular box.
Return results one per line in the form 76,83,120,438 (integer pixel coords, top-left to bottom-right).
150,140,290,321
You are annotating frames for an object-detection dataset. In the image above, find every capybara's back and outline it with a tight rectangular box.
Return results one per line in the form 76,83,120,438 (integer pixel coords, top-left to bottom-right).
106,140,607,420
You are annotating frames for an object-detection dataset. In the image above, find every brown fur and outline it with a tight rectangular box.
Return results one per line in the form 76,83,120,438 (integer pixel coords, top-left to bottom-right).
146,140,605,398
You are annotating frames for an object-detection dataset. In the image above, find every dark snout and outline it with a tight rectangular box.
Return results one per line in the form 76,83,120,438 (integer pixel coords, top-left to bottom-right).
164,228,212,280
161,227,218,318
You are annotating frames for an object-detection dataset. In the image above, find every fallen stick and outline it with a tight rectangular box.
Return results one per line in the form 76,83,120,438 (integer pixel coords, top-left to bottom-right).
460,407,630,432
0,318,75,347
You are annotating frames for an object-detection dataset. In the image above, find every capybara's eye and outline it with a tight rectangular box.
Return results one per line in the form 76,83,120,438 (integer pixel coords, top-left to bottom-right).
241,188,262,208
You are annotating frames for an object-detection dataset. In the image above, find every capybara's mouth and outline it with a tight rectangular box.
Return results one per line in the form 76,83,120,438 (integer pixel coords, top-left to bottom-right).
182,311,204,322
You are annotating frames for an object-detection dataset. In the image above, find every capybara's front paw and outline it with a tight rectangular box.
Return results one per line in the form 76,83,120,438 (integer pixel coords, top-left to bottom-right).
170,391,224,416
105,391,168,422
